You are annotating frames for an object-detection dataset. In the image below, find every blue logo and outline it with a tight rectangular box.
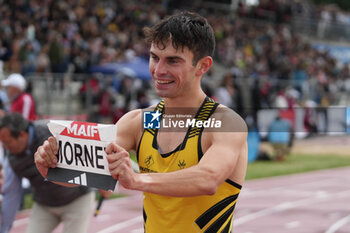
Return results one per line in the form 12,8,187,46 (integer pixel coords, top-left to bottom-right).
143,111,161,129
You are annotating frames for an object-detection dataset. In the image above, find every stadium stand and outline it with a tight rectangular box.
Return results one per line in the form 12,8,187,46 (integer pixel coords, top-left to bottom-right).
0,0,348,134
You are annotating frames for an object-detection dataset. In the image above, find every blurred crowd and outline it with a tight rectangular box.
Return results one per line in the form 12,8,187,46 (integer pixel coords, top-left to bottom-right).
0,0,164,75
293,1,350,41
211,16,347,113
0,0,349,132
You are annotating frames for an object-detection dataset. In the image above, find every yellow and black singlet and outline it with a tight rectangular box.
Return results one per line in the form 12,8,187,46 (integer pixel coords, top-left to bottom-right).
137,97,242,233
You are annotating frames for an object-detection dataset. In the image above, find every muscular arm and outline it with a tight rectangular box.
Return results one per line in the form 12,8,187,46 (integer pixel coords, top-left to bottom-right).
108,109,248,197
114,109,142,152
134,131,247,197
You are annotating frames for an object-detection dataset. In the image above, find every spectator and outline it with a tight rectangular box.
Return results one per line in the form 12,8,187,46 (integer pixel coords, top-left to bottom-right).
118,75,135,112
273,86,288,108
48,33,66,74
268,112,293,161
1,73,36,121
304,99,318,137
18,41,39,75
1,73,37,212
215,72,235,109
36,45,50,73
0,113,107,233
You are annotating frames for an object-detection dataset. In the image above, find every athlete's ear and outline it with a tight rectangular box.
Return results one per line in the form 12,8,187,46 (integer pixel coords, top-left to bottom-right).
195,56,213,76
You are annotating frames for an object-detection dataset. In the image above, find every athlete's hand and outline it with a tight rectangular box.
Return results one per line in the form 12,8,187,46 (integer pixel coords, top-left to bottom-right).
34,136,58,178
106,142,136,189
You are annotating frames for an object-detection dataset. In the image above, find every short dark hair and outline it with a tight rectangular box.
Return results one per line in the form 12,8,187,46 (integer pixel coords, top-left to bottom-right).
143,11,216,65
0,113,30,138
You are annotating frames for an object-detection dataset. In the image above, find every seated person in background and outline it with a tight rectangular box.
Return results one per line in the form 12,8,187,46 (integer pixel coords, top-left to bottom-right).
268,112,292,161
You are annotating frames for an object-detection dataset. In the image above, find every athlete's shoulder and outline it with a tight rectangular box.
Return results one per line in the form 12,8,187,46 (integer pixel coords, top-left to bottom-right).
119,109,142,122
115,106,159,151
213,104,248,133
116,103,159,129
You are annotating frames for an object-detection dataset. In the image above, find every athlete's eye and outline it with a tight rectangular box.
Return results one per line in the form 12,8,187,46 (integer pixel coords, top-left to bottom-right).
168,59,178,64
150,54,159,62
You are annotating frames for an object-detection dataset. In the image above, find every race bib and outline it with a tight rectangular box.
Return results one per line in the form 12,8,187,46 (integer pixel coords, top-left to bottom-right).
46,120,118,191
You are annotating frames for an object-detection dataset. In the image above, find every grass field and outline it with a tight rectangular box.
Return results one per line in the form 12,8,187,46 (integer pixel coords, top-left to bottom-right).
246,153,350,180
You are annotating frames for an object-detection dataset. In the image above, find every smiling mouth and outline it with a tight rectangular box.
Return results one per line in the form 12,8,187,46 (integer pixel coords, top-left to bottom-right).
157,80,174,84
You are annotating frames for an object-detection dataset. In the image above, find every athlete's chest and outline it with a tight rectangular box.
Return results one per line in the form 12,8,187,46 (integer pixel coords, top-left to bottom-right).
138,129,202,172
157,131,187,154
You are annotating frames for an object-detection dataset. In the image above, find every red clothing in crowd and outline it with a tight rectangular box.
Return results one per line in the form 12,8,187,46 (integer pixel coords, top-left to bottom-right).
10,92,37,121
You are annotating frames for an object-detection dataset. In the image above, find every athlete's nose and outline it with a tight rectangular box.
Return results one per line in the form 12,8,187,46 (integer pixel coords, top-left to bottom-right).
154,60,167,77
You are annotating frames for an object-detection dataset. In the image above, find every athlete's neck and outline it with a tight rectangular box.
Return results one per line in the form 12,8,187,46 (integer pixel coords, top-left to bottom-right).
163,91,206,109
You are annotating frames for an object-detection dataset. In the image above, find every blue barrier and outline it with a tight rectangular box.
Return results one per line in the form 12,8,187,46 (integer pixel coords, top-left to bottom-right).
247,130,260,162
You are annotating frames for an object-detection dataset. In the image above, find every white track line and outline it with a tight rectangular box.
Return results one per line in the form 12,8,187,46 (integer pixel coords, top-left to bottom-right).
96,216,143,233
234,190,350,226
324,214,350,233
242,176,350,199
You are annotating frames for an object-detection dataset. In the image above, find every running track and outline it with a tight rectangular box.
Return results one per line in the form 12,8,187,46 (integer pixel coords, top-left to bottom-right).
9,167,350,233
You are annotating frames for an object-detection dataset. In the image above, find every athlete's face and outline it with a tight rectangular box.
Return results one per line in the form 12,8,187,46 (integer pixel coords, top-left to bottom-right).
149,43,198,99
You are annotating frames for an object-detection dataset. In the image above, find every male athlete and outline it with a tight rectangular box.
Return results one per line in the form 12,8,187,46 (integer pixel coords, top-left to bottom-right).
35,11,248,232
